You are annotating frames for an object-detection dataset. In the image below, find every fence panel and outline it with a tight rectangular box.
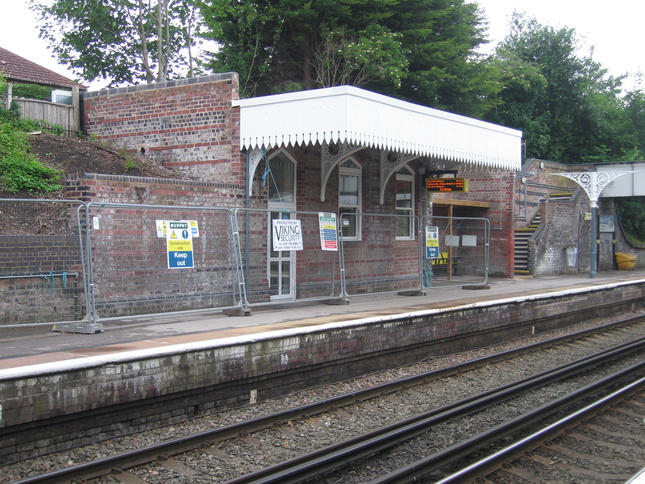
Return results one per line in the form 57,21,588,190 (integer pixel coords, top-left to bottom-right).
14,99,79,135
0,199,87,327
234,209,344,305
339,212,423,298
87,203,240,319
421,215,490,287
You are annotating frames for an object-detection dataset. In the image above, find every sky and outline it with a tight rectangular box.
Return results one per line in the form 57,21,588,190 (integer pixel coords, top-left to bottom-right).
476,0,643,90
0,0,642,92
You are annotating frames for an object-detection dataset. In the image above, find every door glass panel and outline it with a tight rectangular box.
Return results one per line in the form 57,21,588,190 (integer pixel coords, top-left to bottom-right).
270,261,280,287
281,261,291,293
268,154,295,204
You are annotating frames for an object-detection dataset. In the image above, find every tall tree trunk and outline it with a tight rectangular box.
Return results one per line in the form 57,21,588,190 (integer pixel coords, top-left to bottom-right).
303,55,312,90
156,0,166,81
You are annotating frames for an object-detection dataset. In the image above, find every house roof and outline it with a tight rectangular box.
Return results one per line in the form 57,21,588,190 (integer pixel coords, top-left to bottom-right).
0,47,84,89
234,86,522,172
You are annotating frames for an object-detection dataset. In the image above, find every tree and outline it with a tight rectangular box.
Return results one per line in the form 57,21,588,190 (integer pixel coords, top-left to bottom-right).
200,0,498,115
374,0,498,117
486,13,628,163
312,25,408,90
622,86,645,159
30,0,206,86
200,0,400,96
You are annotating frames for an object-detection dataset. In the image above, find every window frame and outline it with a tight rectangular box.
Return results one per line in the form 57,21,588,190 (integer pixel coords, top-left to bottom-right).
338,159,362,241
395,167,415,240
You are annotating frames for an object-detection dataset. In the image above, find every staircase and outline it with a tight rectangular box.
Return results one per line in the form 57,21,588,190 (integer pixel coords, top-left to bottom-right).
514,192,574,277
514,214,540,277
548,192,574,201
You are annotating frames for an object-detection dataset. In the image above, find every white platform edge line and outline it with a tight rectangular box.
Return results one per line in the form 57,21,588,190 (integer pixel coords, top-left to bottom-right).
2,278,644,381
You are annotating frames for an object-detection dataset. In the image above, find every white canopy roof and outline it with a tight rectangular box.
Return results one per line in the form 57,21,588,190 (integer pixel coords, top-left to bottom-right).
233,86,522,171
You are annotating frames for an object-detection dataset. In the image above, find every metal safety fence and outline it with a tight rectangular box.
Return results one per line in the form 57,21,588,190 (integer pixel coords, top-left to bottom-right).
421,215,490,288
1,199,490,330
85,203,242,323
233,208,344,305
0,198,88,327
339,212,423,298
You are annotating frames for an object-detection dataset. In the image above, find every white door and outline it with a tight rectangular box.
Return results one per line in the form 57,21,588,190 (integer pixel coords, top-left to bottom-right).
266,152,296,300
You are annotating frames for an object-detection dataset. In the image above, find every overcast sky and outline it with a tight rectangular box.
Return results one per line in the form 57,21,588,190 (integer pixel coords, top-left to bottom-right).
476,0,643,90
1,0,642,92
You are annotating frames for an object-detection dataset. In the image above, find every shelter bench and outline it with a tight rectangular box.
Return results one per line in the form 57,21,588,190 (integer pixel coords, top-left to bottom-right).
431,252,460,275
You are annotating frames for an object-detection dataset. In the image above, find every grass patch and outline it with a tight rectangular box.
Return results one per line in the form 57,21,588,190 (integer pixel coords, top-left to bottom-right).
0,108,63,193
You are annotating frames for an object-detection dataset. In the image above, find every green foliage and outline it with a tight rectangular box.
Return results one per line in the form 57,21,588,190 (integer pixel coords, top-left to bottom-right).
485,13,632,164
201,0,396,96
123,159,139,172
376,0,499,117
622,88,645,158
0,101,21,124
12,83,53,101
201,0,497,114
617,198,645,244
0,111,62,194
29,0,207,86
313,25,408,89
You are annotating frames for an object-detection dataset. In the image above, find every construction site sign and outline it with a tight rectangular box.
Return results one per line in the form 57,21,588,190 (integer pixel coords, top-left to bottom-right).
425,226,439,259
167,221,194,269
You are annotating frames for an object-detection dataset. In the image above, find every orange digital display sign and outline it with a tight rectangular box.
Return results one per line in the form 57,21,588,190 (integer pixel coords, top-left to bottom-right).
425,177,469,193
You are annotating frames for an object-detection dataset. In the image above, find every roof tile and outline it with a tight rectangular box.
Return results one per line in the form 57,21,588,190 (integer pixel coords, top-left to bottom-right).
0,46,85,89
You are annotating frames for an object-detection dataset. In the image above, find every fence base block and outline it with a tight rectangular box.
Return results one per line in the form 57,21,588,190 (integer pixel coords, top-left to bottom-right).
322,297,350,306
462,284,491,290
397,290,427,296
52,322,104,334
223,306,252,317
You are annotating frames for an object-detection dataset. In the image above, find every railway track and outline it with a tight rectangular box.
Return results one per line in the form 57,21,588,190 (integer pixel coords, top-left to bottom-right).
10,315,645,484
432,376,645,484
222,341,645,483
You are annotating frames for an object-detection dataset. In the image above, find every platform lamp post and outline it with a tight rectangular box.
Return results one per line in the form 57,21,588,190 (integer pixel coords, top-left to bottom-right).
554,171,632,278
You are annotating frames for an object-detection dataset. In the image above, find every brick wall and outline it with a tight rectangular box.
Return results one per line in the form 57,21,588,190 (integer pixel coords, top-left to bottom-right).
83,74,243,183
0,235,83,324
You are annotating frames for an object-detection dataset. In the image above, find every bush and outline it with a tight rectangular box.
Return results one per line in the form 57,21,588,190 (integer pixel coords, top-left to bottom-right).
0,117,62,193
616,198,645,244
12,83,53,101
0,101,21,123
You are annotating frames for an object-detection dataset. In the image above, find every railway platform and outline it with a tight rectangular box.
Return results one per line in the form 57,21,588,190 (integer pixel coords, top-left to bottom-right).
2,269,645,371
3,269,645,465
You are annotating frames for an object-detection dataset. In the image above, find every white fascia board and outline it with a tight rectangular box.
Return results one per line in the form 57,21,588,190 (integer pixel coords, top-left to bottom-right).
233,86,522,171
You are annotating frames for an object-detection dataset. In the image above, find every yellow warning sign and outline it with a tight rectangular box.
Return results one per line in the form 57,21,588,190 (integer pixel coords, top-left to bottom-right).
166,221,194,268
168,238,192,252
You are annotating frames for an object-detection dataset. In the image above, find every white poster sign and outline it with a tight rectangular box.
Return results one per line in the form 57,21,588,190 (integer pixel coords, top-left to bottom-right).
272,219,303,251
318,212,338,251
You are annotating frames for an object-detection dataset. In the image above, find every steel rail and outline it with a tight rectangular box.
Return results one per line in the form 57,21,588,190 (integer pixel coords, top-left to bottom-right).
219,338,645,484
12,319,644,484
375,368,645,484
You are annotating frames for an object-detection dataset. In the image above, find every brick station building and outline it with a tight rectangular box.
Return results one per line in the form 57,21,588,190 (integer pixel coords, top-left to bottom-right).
83,73,522,304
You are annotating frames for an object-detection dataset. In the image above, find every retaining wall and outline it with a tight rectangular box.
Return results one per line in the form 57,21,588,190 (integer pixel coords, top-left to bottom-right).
83,74,243,183
1,279,644,461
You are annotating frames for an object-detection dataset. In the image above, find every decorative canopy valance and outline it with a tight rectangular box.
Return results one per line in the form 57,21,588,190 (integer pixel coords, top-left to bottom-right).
233,86,522,171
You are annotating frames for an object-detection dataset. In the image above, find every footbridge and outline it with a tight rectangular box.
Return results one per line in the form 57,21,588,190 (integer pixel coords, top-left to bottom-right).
600,163,645,197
